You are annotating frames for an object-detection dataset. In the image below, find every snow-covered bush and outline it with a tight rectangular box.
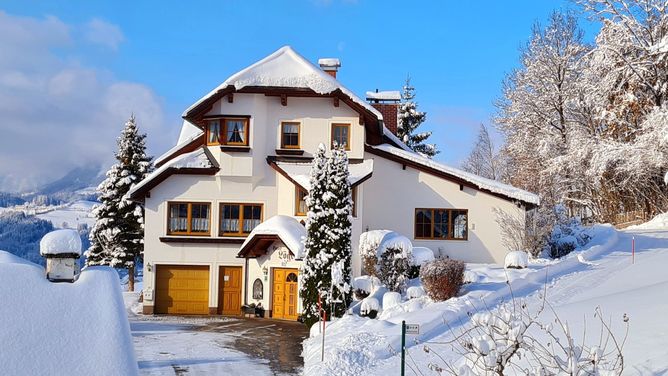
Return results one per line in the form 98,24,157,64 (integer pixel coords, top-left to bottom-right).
422,300,628,375
352,276,379,300
546,205,590,258
504,251,528,269
420,259,465,301
382,291,402,310
406,286,426,299
359,230,393,277
408,246,435,278
360,297,379,319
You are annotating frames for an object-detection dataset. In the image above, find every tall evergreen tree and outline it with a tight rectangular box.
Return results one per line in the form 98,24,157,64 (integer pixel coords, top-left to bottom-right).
86,115,152,291
300,143,330,327
300,143,353,327
398,77,438,157
324,146,353,316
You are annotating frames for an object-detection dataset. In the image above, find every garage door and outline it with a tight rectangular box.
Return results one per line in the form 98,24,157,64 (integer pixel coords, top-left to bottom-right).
155,265,209,315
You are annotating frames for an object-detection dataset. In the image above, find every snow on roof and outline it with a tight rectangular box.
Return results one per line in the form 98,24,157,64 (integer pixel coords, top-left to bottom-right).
0,254,138,375
318,58,341,68
154,120,203,167
274,159,373,190
240,215,306,259
366,91,401,101
128,147,216,198
183,46,382,120
382,127,415,153
40,229,82,256
370,143,540,205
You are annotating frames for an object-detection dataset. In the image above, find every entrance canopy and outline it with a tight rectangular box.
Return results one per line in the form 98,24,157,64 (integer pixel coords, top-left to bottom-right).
237,216,306,259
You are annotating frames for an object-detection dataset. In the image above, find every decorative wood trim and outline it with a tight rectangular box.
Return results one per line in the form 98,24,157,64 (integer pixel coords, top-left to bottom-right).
275,149,304,156
220,146,251,153
280,94,287,106
159,237,245,244
333,97,339,107
364,145,536,208
227,93,233,103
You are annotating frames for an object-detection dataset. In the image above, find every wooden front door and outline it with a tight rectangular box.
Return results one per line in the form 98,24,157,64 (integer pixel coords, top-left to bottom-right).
155,265,209,315
218,266,242,315
272,268,299,320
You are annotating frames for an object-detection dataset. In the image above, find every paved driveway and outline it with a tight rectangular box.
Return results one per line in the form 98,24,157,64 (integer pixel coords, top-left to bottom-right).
131,316,308,375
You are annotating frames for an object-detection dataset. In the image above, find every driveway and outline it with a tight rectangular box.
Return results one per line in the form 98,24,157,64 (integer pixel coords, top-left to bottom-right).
131,315,308,376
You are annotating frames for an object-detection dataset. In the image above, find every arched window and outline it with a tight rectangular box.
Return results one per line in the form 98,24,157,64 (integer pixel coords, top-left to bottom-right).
252,278,263,299
286,272,298,283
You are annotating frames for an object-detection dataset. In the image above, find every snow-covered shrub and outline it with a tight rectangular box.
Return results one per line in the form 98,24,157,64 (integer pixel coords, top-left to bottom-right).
408,246,435,279
352,276,379,300
382,291,402,310
420,259,465,301
463,270,478,284
546,205,590,258
406,286,426,299
359,230,393,277
504,251,528,269
360,297,379,319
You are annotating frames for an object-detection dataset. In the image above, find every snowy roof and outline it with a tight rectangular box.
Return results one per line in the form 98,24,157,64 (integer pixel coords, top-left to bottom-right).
318,58,341,68
128,147,218,199
154,120,203,167
238,215,306,259
272,159,374,190
183,46,382,120
368,144,540,205
366,91,401,101
40,229,82,256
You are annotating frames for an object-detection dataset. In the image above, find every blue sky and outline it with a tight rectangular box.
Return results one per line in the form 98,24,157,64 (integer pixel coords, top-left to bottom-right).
0,0,593,190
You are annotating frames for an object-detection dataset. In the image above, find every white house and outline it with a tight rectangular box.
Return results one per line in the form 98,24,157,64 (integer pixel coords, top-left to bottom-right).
128,46,539,318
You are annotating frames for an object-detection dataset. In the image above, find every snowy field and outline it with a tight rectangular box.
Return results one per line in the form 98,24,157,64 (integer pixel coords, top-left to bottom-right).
35,200,96,228
304,226,668,375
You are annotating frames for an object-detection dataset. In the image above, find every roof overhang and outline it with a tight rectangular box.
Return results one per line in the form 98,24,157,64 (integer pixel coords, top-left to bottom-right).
237,234,288,258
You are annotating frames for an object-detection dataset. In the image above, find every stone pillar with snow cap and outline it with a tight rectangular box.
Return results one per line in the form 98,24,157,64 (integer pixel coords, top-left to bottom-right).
40,229,82,283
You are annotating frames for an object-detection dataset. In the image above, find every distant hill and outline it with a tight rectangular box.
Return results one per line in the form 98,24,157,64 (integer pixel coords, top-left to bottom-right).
37,165,105,196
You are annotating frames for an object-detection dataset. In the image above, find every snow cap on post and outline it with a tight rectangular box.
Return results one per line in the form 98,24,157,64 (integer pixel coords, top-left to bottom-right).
40,229,82,258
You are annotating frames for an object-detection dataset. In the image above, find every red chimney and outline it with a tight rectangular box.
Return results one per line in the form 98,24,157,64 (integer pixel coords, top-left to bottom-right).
318,58,341,79
366,90,401,136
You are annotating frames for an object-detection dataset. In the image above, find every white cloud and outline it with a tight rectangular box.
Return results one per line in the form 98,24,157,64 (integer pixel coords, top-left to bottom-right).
0,11,172,192
83,18,124,51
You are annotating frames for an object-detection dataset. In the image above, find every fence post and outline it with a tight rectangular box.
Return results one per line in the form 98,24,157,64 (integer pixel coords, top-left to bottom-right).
401,320,406,376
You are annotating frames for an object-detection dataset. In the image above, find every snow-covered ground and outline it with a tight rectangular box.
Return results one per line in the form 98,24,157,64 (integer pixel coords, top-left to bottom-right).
36,200,96,228
304,225,668,375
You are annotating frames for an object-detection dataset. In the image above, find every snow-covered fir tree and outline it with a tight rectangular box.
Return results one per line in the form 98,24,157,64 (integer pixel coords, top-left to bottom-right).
300,143,353,327
324,146,353,315
398,77,438,157
86,115,152,291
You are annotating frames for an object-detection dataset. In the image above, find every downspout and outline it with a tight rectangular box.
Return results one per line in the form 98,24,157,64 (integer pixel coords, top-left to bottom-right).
244,257,249,306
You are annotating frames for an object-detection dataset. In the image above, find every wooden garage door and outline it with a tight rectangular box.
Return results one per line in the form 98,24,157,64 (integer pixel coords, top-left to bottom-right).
155,265,209,315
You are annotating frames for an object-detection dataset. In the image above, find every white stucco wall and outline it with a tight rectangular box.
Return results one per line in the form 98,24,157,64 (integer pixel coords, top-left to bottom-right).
360,152,526,265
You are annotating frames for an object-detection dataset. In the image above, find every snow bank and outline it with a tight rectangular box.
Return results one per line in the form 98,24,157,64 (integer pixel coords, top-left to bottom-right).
360,297,380,315
39,229,82,256
504,251,528,269
239,215,306,259
411,246,435,266
0,252,138,375
628,212,668,230
353,275,379,294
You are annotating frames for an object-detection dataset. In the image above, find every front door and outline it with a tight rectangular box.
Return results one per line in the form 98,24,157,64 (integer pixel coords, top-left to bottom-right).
218,266,242,315
272,268,299,320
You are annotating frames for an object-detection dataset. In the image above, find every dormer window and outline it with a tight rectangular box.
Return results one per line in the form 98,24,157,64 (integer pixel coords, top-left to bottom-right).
331,123,350,150
281,122,300,149
206,117,250,146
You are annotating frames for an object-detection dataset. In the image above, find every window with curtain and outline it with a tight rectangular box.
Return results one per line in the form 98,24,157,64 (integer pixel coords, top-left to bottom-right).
414,208,468,240
167,202,211,236
331,123,350,150
281,122,300,149
220,203,263,236
224,118,248,145
295,187,308,216
207,120,221,145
